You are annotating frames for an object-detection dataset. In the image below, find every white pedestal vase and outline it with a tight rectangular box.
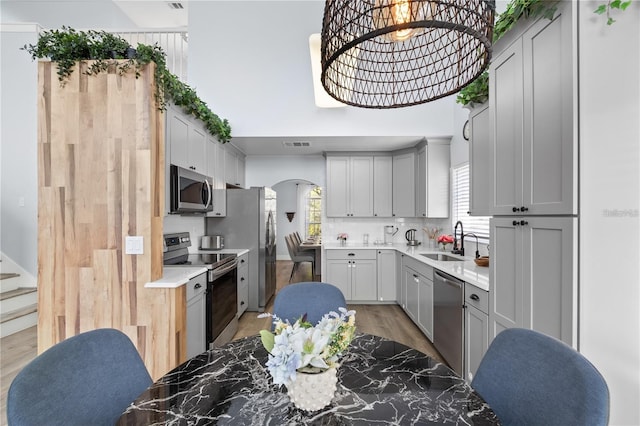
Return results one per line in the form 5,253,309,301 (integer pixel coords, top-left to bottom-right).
286,367,338,411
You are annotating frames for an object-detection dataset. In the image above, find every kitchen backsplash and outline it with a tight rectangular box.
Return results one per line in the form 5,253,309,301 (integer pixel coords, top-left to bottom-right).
322,217,451,246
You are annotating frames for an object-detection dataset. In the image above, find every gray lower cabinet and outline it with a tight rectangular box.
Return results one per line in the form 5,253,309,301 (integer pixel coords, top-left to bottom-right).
401,256,433,341
186,272,207,359
490,216,577,346
417,272,434,341
376,249,396,301
464,283,489,382
237,253,249,317
325,250,377,301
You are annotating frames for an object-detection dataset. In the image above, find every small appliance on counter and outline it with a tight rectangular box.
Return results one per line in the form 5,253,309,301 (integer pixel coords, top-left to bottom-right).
201,235,224,250
405,229,421,246
384,225,398,245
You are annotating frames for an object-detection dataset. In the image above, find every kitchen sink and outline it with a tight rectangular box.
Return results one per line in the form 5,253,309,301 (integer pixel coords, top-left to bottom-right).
420,253,464,262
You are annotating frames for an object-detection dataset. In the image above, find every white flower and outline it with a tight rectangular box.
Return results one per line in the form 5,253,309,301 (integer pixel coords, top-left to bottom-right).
259,308,357,386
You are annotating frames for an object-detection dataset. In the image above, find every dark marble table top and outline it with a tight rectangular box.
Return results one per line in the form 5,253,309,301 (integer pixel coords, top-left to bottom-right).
117,333,499,425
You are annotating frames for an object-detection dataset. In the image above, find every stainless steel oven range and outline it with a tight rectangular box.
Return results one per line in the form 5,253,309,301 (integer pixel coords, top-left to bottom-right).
163,232,238,349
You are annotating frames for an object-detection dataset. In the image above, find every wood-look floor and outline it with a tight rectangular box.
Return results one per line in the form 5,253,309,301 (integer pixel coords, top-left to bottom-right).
0,260,444,426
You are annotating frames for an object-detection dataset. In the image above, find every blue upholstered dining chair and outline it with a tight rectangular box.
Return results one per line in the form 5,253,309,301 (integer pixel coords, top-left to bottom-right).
7,328,152,426
273,282,347,326
471,328,609,426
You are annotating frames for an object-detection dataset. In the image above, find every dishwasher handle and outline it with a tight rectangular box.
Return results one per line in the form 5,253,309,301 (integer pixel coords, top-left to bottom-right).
434,270,464,289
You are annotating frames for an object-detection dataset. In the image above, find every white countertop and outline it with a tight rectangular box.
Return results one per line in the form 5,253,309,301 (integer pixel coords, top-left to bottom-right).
145,248,250,289
323,242,489,292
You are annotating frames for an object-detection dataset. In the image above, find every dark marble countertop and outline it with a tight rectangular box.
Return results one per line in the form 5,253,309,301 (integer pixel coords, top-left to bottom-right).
117,333,499,425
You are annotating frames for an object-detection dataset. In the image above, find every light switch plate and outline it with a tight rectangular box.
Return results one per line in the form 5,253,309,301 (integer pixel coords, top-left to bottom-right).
125,236,144,255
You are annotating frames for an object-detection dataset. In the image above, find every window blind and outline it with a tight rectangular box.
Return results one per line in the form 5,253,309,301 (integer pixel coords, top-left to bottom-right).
452,164,490,242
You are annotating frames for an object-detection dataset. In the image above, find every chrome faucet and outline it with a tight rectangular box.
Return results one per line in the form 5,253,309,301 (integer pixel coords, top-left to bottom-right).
452,221,464,256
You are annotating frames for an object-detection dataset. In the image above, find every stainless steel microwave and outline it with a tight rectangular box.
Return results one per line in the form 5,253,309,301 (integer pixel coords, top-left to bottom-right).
169,165,213,214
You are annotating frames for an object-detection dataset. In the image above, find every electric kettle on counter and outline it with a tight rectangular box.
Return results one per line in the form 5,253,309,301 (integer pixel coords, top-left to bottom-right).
405,229,421,246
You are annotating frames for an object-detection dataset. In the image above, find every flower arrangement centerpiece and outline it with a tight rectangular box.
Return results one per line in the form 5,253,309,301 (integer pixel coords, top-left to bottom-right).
437,234,454,251
258,308,356,410
337,233,348,245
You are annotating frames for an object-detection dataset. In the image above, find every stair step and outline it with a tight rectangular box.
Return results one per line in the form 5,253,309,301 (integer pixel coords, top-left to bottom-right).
0,303,37,324
0,287,37,301
0,273,20,280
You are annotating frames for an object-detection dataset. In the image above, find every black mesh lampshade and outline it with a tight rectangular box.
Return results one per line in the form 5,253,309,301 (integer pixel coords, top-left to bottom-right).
320,0,495,108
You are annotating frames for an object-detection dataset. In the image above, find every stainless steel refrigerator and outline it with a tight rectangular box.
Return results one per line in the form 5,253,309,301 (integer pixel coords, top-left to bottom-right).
206,187,276,311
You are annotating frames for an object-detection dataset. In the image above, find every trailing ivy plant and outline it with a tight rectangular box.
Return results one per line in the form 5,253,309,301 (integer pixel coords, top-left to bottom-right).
456,0,633,106
22,27,231,143
594,0,632,25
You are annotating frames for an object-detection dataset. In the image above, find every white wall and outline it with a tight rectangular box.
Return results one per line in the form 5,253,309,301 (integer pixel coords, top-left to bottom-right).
1,25,38,275
245,154,325,189
272,180,303,260
187,1,454,139
578,3,640,425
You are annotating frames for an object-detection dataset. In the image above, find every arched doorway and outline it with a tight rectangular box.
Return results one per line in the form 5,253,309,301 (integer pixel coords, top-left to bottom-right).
272,179,322,261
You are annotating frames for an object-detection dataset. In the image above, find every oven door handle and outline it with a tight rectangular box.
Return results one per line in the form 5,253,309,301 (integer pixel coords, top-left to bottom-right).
210,259,238,281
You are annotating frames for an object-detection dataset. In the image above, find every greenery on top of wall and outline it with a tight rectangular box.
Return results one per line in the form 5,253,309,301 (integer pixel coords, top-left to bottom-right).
456,0,633,106
22,27,231,143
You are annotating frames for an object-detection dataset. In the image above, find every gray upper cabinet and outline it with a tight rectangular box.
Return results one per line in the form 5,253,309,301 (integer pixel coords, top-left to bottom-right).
224,145,246,188
168,105,207,173
392,151,415,217
326,155,374,217
416,141,450,218
489,216,577,347
373,156,393,217
490,2,575,216
206,136,226,217
469,104,492,216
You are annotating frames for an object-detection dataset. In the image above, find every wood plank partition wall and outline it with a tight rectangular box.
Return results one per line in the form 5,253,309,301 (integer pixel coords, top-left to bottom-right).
37,61,184,380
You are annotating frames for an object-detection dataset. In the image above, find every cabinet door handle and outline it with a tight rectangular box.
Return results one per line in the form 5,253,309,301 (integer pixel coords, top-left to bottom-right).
512,206,520,212
240,301,245,306
521,206,529,212
240,259,245,263
520,220,529,226
348,253,355,256
470,294,480,301
194,283,202,289
512,220,519,226
240,277,245,281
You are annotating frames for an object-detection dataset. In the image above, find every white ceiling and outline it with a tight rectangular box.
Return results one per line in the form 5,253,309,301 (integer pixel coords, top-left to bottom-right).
4,0,507,156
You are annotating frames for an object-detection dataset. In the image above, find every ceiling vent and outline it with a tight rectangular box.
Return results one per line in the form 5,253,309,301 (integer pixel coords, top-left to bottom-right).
168,2,184,10
283,141,311,148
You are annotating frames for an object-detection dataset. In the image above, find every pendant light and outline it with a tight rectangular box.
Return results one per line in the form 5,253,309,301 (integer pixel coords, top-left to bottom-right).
320,0,495,108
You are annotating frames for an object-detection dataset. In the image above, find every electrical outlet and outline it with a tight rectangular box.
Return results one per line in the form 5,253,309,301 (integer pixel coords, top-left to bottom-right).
125,236,144,255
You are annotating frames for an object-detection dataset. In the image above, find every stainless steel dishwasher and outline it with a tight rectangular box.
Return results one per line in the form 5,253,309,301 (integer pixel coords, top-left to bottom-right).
433,270,465,375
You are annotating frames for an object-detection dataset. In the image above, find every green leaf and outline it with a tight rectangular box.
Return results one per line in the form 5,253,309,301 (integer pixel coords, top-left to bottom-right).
607,17,616,25
594,4,607,14
610,0,621,9
620,1,632,10
260,330,275,353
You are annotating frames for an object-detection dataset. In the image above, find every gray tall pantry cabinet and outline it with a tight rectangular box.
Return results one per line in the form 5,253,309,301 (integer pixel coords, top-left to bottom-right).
472,1,578,350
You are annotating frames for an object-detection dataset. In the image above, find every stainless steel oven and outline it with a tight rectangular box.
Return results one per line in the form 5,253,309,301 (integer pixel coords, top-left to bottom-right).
163,232,238,349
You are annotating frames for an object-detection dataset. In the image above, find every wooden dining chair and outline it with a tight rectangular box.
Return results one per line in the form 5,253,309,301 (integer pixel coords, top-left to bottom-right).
273,282,346,326
7,328,152,426
291,231,315,255
285,234,315,282
471,328,609,426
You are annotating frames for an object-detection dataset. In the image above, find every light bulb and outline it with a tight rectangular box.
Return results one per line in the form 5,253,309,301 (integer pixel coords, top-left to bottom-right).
373,0,432,42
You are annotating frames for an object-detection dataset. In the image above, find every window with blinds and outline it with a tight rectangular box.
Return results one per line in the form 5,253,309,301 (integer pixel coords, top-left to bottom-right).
452,163,490,242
